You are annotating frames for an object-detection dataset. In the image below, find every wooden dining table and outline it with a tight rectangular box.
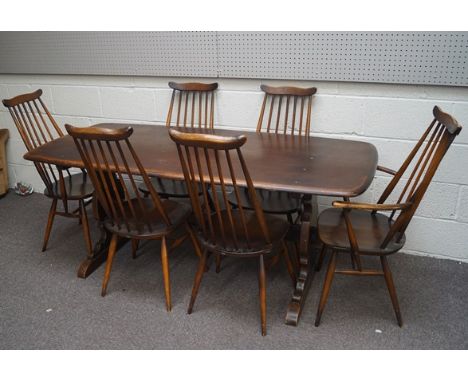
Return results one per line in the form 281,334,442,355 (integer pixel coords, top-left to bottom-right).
24,123,378,326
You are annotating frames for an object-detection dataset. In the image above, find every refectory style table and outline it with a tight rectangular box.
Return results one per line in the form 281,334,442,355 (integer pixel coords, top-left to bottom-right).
24,124,378,326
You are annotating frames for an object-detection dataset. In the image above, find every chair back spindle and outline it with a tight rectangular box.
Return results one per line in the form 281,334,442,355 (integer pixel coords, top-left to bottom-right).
169,128,271,253
66,125,171,235
257,85,317,136
166,82,218,129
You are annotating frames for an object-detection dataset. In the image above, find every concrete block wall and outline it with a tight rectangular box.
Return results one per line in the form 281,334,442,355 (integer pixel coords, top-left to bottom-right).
1,74,467,262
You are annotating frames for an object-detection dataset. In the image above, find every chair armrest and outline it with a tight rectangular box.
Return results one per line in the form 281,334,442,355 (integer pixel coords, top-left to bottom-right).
332,200,411,211
377,165,397,176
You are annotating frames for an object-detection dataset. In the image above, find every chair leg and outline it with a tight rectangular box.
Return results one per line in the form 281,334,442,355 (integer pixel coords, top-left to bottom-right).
160,237,171,312
281,241,297,286
315,244,327,271
381,256,403,327
42,198,58,252
287,213,293,225
264,253,280,271
131,239,139,259
315,250,337,327
169,233,188,251
350,252,357,270
186,223,203,258
79,199,93,256
258,255,267,336
101,233,119,297
187,250,208,314
215,254,221,273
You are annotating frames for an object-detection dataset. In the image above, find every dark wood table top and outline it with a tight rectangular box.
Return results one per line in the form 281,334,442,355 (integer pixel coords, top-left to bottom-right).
24,124,378,197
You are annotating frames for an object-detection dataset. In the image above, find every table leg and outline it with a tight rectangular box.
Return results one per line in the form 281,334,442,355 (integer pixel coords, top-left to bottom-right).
77,223,111,278
285,194,317,326
76,194,109,278
76,189,127,278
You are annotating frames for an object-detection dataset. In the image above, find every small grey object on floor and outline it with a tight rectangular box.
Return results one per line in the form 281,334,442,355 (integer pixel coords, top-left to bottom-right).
0,192,467,349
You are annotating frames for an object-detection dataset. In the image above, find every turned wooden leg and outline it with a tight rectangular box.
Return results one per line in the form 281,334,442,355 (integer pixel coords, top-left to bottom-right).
101,233,119,297
79,199,93,256
160,237,171,312
187,250,207,314
315,250,337,327
281,241,297,286
131,239,139,259
381,256,403,327
42,198,58,252
258,255,267,336
315,244,327,271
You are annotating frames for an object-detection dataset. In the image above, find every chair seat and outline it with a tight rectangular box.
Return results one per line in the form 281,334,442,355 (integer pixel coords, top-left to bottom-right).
104,198,192,238
194,210,290,256
318,208,405,255
139,177,202,198
44,172,94,200
228,189,302,214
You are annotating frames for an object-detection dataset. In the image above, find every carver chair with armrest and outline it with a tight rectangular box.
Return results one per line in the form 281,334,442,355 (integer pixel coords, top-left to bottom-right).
2,89,94,255
314,106,462,327
169,128,296,335
140,82,218,199
66,124,192,311
228,84,317,224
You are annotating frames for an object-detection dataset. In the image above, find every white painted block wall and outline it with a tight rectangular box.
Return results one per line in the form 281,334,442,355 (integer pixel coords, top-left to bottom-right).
1,74,468,262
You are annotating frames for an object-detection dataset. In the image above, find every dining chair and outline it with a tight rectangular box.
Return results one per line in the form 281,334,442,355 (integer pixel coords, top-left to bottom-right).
169,128,296,336
228,84,317,224
66,124,192,311
314,106,462,327
140,81,218,199
2,89,94,255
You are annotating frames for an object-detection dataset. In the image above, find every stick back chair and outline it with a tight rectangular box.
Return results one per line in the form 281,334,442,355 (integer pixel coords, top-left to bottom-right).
166,81,218,129
66,124,192,311
169,128,296,335
228,84,317,222
140,82,218,199
2,89,94,254
314,106,462,327
256,84,317,136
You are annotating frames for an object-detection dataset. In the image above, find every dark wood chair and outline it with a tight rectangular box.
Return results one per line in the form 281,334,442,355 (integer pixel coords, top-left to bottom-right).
66,124,192,311
256,84,317,136
169,128,296,336
140,82,218,199
228,84,317,224
314,106,462,327
2,89,94,254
